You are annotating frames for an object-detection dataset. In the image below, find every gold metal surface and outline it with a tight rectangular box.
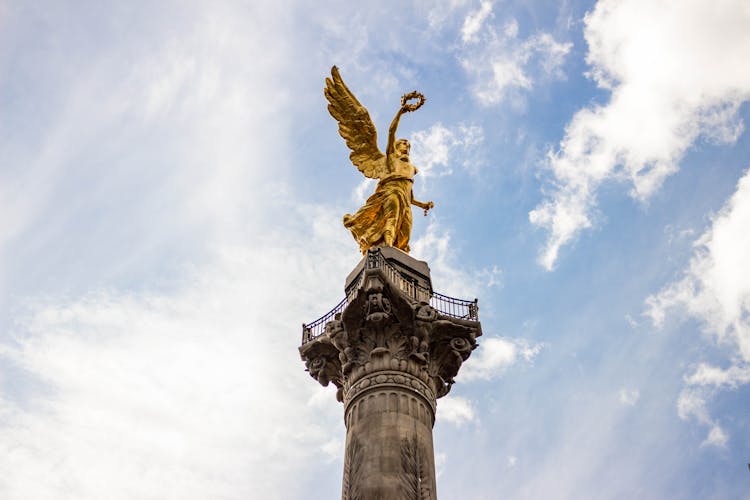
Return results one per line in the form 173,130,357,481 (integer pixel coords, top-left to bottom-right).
325,66,434,254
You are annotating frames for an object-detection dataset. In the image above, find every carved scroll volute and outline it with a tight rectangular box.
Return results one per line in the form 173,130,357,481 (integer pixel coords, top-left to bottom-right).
410,302,437,365
299,320,345,401
326,313,360,379
302,264,482,402
427,320,478,397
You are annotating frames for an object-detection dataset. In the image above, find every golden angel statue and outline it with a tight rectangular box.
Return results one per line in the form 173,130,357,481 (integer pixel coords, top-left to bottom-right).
325,66,434,254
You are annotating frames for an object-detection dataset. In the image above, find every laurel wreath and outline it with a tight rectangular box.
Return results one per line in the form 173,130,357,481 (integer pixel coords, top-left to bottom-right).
401,91,426,112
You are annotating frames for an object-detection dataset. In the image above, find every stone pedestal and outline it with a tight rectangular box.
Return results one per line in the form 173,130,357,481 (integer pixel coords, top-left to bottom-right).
300,247,481,500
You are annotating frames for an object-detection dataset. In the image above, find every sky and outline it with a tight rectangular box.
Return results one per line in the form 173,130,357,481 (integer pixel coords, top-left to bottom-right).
1,0,749,498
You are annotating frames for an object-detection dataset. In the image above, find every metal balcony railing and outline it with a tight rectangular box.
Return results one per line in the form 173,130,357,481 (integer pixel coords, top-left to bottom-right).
301,297,347,345
431,291,479,321
302,249,479,345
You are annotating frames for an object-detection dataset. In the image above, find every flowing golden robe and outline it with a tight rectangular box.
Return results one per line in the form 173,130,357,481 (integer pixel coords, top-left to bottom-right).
325,66,431,254
343,172,415,254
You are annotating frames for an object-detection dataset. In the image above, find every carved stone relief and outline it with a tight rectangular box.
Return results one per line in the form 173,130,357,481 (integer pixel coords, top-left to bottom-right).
300,267,480,406
342,436,364,500
299,260,481,500
399,436,433,500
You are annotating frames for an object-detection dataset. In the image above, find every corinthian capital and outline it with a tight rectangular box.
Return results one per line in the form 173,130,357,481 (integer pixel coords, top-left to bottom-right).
300,248,481,405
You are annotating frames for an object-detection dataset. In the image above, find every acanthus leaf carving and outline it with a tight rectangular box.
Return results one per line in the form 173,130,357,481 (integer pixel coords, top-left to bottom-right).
399,436,433,500
300,266,481,403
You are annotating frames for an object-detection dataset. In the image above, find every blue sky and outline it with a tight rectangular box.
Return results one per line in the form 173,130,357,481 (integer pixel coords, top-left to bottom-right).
1,1,749,498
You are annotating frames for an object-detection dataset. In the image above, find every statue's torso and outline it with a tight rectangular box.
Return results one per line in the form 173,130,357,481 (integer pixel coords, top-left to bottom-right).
386,156,417,181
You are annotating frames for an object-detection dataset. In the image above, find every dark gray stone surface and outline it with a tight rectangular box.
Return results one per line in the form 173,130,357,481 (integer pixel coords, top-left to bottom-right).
345,246,433,295
300,248,481,499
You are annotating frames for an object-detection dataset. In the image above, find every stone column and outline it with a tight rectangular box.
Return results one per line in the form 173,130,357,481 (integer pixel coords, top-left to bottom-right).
300,248,481,500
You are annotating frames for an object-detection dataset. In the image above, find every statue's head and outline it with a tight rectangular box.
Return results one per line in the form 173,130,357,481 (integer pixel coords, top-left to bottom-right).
395,139,410,160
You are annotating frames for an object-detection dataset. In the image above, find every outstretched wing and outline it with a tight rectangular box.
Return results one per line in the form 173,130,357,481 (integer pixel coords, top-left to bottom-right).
324,66,386,179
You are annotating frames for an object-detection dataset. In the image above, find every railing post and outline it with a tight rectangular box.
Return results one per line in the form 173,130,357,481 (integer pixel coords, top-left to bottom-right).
303,256,480,343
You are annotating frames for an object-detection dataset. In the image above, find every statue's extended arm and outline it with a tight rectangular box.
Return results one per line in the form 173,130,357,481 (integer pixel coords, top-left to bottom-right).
386,107,405,156
411,194,434,215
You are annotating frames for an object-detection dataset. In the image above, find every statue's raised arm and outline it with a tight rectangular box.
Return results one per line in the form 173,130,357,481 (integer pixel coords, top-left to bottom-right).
325,66,432,255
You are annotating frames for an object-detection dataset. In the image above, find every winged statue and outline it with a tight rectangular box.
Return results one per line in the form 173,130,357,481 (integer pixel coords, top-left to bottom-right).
325,66,434,254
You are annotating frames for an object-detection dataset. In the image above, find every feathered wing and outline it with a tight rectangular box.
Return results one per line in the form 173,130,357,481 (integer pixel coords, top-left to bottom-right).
324,66,387,179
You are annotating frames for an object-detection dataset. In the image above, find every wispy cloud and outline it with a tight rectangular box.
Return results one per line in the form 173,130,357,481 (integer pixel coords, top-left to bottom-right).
0,2,361,497
646,168,750,446
701,425,728,448
437,395,476,426
0,203,357,498
411,220,501,299
459,336,543,381
458,3,571,107
409,122,484,179
618,388,640,406
352,178,377,206
0,1,295,292
461,0,493,43
350,121,483,210
676,387,729,448
531,0,750,269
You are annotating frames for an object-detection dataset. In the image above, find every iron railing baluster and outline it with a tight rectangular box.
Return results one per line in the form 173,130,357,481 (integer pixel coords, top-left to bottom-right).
302,249,479,343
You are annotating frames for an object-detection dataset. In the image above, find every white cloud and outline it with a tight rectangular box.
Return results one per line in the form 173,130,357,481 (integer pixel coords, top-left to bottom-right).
458,7,571,106
701,425,728,448
461,0,493,43
675,364,749,448
503,19,519,38
349,122,483,206
459,336,543,381
0,1,297,295
530,0,750,269
352,177,377,205
646,169,750,447
676,386,729,448
0,206,356,499
646,169,750,359
411,220,501,299
437,395,476,426
533,33,573,78
409,122,484,179
618,388,640,406
320,437,345,462
664,225,697,246
0,2,370,497
684,363,750,389
676,388,709,423
410,222,515,382
507,455,518,467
